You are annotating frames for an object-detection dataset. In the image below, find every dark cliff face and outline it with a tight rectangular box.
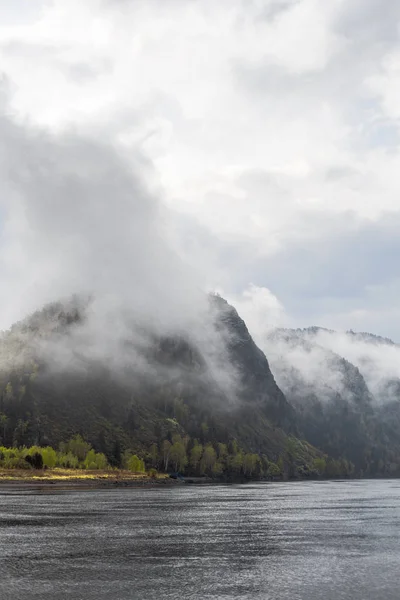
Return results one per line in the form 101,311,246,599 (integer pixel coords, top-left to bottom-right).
209,296,296,431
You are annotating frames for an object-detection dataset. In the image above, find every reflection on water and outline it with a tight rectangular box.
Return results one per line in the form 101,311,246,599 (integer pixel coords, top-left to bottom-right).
1,480,400,599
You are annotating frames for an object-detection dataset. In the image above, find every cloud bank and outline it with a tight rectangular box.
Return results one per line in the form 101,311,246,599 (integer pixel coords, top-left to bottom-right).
1,0,400,342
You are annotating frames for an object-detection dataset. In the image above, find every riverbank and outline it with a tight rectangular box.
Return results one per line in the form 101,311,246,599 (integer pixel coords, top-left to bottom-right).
0,468,179,488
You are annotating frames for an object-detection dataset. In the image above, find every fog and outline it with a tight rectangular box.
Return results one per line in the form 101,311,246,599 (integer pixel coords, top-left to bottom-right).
1,97,398,407
298,328,400,401
1,0,400,407
0,103,241,398
230,285,400,404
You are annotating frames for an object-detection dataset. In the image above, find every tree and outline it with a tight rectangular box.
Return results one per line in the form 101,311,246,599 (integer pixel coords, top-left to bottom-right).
162,440,171,471
149,443,159,468
58,451,79,469
111,439,122,468
229,451,243,474
84,450,108,470
229,439,239,455
42,446,57,469
0,413,7,443
326,458,341,478
217,443,228,460
26,451,43,470
66,435,91,462
84,449,98,469
200,443,217,475
267,462,282,478
190,442,203,472
212,461,223,476
127,454,145,473
313,457,326,476
173,398,189,424
13,419,29,447
243,454,260,477
169,441,188,472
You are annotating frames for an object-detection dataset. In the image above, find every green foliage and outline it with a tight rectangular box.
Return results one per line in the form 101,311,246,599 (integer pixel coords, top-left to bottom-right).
190,441,203,472
162,440,171,471
228,451,243,473
84,449,108,470
200,443,217,475
212,461,223,476
313,457,326,476
149,443,159,467
217,443,228,460
267,461,282,477
169,436,188,472
229,439,239,455
61,435,91,462
0,435,111,471
0,432,358,480
41,446,57,468
127,454,145,473
242,453,260,476
0,446,28,469
58,451,79,469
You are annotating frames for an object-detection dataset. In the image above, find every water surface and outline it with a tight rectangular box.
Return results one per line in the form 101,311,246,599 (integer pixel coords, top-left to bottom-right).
0,479,399,599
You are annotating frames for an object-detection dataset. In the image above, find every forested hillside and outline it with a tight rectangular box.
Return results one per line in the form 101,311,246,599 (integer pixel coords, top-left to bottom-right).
0,296,399,479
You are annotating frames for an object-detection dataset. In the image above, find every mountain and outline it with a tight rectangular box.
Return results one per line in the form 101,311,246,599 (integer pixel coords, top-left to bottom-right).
2,296,400,479
262,327,400,476
0,295,321,478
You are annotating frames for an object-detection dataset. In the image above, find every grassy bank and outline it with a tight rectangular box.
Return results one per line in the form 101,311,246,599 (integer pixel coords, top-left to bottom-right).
0,467,171,485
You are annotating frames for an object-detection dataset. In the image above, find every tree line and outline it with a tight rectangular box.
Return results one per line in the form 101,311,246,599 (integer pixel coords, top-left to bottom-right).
146,434,355,479
0,435,145,472
0,430,355,480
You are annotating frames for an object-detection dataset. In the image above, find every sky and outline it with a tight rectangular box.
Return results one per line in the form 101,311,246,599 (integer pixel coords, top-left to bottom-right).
0,0,400,340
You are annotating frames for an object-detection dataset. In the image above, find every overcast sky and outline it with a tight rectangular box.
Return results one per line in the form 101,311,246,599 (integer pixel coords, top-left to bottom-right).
1,0,400,340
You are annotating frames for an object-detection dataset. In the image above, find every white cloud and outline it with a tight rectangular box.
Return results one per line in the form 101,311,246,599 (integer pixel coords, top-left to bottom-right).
0,0,400,338
227,285,287,346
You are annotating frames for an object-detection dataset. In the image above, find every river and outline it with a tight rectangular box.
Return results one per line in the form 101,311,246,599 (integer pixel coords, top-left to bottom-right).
0,479,399,599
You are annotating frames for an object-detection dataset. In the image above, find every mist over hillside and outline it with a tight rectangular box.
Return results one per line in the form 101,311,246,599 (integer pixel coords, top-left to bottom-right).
269,326,400,402
0,292,325,478
250,325,400,475
1,283,400,478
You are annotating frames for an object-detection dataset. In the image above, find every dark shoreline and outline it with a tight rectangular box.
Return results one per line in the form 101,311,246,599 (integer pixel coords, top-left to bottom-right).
1,473,393,492
0,476,379,492
0,478,182,491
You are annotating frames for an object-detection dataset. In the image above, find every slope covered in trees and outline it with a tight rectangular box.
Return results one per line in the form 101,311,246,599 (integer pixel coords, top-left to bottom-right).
0,295,331,479
0,296,399,480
